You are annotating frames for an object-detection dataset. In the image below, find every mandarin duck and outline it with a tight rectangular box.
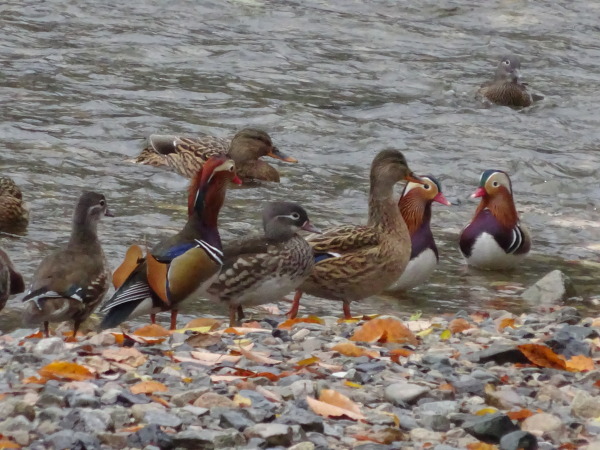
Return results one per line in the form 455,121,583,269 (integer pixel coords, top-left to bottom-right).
288,150,423,319
0,248,25,311
100,155,240,330
459,170,531,270
0,176,29,232
132,128,297,183
205,202,319,326
387,175,451,291
477,55,542,108
22,192,112,337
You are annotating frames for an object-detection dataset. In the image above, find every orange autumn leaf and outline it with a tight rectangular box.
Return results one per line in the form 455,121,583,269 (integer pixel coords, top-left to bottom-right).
594,379,600,388
296,356,320,366
184,318,221,331
277,316,324,330
498,318,517,331
133,324,170,338
0,440,21,449
118,425,144,433
466,443,497,450
102,347,147,367
558,444,578,450
307,389,365,421
449,318,472,334
22,376,48,384
565,354,595,372
111,333,125,346
151,395,171,408
238,347,282,365
38,361,94,382
350,317,417,345
331,342,380,358
389,348,414,363
130,380,168,395
517,344,567,370
507,409,534,420
438,383,455,392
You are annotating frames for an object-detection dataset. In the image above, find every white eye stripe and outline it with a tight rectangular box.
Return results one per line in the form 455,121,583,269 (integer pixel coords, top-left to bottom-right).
276,213,301,221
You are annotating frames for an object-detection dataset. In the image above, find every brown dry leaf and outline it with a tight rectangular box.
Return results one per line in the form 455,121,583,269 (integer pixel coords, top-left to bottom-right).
448,318,472,334
438,383,455,392
0,439,21,449
239,347,282,365
565,354,595,372
38,361,94,382
350,317,417,345
184,318,221,331
130,380,168,395
594,379,600,388
150,395,171,408
210,375,247,382
242,321,262,328
102,347,147,368
331,342,380,358
189,350,242,366
220,327,269,335
22,376,48,384
466,443,498,450
507,409,534,420
517,344,567,370
185,332,222,348
307,389,365,421
118,425,144,433
469,311,490,323
498,318,517,331
389,348,414,363
111,333,125,346
277,316,325,330
132,324,170,344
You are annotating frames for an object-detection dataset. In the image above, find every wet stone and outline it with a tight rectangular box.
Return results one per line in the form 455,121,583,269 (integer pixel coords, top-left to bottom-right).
36,391,66,408
171,387,210,406
44,430,101,450
245,423,293,447
385,382,428,405
60,408,113,433
463,413,520,444
127,423,173,449
144,410,183,428
116,391,151,406
193,392,234,408
452,377,485,396
65,392,101,409
276,405,324,432
572,391,600,419
499,430,539,450
219,409,255,431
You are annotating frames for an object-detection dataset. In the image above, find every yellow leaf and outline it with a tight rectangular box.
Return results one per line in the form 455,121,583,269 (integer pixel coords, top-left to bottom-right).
130,380,168,395
344,380,363,389
409,311,422,320
38,361,94,382
475,407,499,415
233,393,251,407
440,329,452,340
296,356,320,366
416,327,434,337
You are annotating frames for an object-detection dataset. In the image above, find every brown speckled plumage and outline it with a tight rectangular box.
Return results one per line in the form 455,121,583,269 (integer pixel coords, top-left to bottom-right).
477,55,537,108
0,177,29,232
0,248,25,311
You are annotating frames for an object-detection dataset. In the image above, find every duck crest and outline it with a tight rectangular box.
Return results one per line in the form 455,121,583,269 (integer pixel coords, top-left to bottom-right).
475,188,518,229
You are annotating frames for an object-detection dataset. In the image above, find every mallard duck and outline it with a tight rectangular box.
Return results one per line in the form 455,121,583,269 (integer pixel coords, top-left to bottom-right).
22,192,113,337
387,175,450,291
288,150,423,319
100,155,240,330
0,248,25,311
0,177,29,232
205,202,319,326
477,55,542,107
132,128,297,183
460,170,531,270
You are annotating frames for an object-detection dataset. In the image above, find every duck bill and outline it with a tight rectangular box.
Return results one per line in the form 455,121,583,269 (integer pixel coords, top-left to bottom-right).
405,172,425,184
231,174,243,185
301,220,321,233
433,192,451,206
267,146,298,163
471,187,486,198
105,208,115,217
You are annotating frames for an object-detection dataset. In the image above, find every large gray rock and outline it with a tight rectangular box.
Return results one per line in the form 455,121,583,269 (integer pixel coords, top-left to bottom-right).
384,382,428,405
499,430,538,450
572,391,600,419
521,413,564,434
60,408,113,433
521,270,576,304
245,423,293,447
463,413,519,444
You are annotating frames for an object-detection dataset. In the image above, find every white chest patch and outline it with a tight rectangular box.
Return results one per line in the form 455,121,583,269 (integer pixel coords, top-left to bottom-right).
388,248,438,291
466,232,525,270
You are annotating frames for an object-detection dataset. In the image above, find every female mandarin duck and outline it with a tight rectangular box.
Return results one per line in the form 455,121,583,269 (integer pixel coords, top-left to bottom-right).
0,176,29,232
205,202,319,326
100,155,241,330
459,170,531,270
0,248,25,311
132,128,297,183
477,55,542,108
21,192,112,337
387,175,451,291
288,150,424,319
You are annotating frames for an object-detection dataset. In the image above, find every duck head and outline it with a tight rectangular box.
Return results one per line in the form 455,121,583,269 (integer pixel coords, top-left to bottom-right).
263,202,320,241
494,55,522,83
370,149,423,197
399,175,450,235
229,128,297,164
472,170,519,228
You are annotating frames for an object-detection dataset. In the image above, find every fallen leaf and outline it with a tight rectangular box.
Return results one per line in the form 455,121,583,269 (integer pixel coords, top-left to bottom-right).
102,347,147,368
133,324,170,344
389,348,414,363
307,389,365,421
117,425,144,433
111,333,125,346
38,361,94,382
449,318,472,334
183,318,221,331
185,332,222,348
296,356,320,366
151,395,170,408
517,344,567,370
331,342,380,358
440,329,452,340
0,439,21,449
130,380,168,395
565,354,595,372
238,347,282,365
498,318,517,331
22,376,47,384
416,327,434,337
350,317,417,345
189,350,241,366
344,380,363,388
233,392,252,407
594,379,600,388
466,443,497,450
507,409,534,420
470,311,490,323
242,321,262,328
220,327,269,335
438,383,455,392
475,407,498,415
409,311,422,320
277,316,325,330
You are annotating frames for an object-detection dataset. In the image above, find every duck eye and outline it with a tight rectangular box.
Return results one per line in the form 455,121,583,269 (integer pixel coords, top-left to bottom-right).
492,181,499,187
99,200,106,207
423,184,430,190
503,60,510,65
291,212,300,220
229,166,234,172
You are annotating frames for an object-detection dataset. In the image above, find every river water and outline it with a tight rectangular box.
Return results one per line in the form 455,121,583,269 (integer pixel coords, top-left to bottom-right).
1,0,599,331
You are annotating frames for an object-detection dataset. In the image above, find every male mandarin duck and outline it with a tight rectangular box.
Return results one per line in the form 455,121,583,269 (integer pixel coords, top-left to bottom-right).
205,202,319,326
387,175,451,291
459,170,531,270
288,150,424,319
100,155,241,330
132,128,297,183
0,176,29,232
0,248,25,311
21,192,112,337
477,55,542,107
